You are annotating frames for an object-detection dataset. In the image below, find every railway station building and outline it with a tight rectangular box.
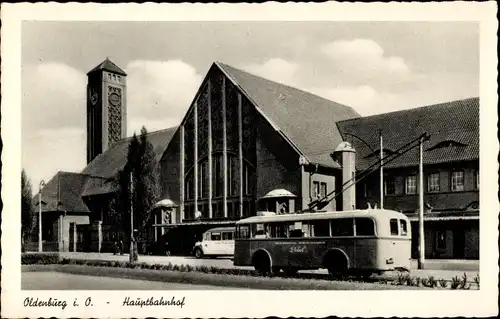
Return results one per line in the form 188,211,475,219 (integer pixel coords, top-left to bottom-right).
35,58,479,259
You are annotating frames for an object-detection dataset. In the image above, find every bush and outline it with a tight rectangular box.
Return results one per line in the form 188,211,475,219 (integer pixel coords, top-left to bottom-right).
438,278,448,288
460,273,470,290
451,276,461,289
21,253,60,265
474,274,480,288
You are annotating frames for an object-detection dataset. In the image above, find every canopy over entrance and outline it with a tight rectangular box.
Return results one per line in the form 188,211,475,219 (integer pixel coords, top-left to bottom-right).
262,189,297,199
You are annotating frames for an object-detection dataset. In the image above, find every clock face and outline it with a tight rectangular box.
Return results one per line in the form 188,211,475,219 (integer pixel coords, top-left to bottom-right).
109,93,121,106
90,92,98,106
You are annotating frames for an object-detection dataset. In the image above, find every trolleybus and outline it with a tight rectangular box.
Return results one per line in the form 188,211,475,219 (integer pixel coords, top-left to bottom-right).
233,209,411,277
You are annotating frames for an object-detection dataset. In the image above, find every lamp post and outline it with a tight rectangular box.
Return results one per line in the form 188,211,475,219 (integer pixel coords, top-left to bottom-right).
379,130,384,209
38,180,45,252
418,135,425,269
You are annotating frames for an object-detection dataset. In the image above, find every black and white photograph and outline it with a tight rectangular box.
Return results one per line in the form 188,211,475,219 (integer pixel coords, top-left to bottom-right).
1,2,498,318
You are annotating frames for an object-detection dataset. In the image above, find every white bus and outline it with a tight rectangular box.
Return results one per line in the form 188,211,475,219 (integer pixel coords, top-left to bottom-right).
233,209,411,277
192,227,235,259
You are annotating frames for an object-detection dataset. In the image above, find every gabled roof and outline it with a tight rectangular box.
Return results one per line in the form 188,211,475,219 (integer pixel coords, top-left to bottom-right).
82,126,178,180
34,171,90,213
87,58,127,76
336,97,479,170
217,63,361,168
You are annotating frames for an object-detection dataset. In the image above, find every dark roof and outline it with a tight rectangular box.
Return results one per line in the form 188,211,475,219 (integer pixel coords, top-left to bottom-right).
406,210,479,221
217,62,361,168
87,58,127,76
336,97,479,170
34,172,90,214
81,127,178,196
82,127,178,180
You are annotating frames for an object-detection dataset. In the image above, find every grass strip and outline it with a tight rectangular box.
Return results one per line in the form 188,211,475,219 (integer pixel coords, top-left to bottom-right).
23,264,424,290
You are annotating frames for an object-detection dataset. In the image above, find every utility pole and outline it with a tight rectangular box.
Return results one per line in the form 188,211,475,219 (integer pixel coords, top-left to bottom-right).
380,130,384,209
418,135,425,269
38,180,45,252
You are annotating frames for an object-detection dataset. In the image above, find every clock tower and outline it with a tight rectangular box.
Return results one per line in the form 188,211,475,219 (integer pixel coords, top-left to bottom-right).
86,58,127,164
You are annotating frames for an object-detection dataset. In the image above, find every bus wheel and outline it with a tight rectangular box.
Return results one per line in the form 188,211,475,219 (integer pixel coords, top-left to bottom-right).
324,251,348,279
283,267,299,277
252,251,272,275
194,248,203,259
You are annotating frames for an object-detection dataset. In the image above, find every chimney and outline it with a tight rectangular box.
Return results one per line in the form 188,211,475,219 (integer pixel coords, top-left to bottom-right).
333,142,356,211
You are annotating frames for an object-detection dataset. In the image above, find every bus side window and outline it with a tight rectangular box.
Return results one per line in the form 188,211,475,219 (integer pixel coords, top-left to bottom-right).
331,218,354,236
289,229,303,238
355,218,376,236
310,220,330,237
211,232,221,241
389,219,399,235
222,232,233,240
237,226,250,239
270,222,288,238
399,219,408,236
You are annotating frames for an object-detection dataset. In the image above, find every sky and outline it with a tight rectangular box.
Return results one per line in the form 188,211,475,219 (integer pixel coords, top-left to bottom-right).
21,21,479,191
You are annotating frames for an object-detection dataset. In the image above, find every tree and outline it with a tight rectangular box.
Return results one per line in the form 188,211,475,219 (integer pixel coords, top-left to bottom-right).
21,169,35,250
109,126,161,242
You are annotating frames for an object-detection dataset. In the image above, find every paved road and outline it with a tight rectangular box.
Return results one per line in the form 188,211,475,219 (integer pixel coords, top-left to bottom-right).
59,252,479,281
22,272,243,290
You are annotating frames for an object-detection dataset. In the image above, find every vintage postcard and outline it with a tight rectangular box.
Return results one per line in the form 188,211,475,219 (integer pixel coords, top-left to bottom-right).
1,2,498,318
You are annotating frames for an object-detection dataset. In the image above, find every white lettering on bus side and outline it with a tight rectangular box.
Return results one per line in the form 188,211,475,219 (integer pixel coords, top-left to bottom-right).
289,246,307,253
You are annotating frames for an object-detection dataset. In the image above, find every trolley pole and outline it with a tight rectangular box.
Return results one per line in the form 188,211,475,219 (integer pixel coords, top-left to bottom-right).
418,136,425,269
380,130,384,209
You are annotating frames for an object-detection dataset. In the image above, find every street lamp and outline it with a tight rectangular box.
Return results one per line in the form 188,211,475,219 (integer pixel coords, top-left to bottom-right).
38,180,45,252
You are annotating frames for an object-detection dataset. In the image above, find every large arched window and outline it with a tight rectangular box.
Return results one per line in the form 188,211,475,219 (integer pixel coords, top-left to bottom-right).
184,153,255,221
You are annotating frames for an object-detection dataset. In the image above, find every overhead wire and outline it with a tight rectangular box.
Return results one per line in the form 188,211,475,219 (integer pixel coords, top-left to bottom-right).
305,132,430,211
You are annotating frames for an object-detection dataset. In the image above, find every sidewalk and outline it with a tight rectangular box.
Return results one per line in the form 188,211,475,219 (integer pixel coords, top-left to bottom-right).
58,252,479,282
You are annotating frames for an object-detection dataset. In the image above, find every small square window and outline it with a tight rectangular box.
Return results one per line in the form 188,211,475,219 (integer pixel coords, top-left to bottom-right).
320,182,327,198
451,171,464,192
428,173,440,192
312,181,320,199
385,176,396,195
405,175,417,194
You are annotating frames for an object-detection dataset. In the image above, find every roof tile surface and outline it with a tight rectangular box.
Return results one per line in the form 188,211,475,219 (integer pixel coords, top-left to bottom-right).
336,97,479,170
218,63,361,168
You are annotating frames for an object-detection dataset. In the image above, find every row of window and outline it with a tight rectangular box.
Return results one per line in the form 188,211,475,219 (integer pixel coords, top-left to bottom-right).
311,181,328,199
236,217,379,239
186,155,252,200
209,231,234,241
384,169,479,195
107,73,122,83
184,199,255,220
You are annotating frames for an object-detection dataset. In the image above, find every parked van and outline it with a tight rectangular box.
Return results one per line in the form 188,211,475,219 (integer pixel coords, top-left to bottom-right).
192,227,235,259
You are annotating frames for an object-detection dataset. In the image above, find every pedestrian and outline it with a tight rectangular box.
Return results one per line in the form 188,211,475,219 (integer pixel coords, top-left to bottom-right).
119,240,124,255
113,241,118,255
165,241,171,256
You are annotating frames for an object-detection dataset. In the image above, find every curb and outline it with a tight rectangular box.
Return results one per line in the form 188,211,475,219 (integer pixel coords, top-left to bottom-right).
22,265,424,290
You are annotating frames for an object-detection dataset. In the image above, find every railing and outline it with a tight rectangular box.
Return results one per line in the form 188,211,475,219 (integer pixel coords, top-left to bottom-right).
23,241,59,252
